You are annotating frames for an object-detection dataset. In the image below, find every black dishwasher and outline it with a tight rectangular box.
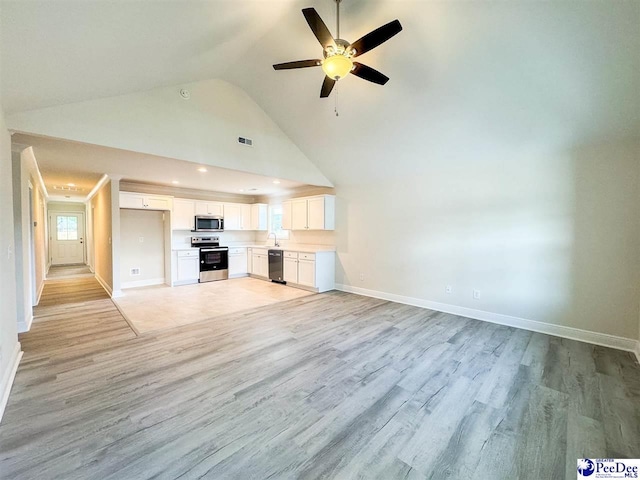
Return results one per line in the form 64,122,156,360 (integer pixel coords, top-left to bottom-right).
268,250,284,283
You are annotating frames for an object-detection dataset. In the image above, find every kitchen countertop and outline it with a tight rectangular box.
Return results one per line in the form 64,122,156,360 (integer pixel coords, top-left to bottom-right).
172,244,336,253
231,244,336,253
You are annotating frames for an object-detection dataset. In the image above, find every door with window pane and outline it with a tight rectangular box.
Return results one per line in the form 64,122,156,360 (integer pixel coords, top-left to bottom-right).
50,212,85,265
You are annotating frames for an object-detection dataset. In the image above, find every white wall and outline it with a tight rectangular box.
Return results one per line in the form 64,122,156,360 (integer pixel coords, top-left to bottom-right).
12,147,48,333
0,98,21,420
120,209,165,287
6,79,332,187
90,180,113,294
334,140,640,342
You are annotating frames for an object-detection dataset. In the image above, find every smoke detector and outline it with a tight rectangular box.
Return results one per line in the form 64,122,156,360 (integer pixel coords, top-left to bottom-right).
180,89,190,100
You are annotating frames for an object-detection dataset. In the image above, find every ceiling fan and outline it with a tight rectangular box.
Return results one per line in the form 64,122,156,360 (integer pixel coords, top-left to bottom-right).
273,0,402,98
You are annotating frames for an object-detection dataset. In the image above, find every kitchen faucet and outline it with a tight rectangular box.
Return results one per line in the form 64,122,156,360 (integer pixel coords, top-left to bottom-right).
267,232,279,247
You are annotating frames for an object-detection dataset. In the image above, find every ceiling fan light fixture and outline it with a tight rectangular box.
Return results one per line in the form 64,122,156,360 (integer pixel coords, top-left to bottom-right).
322,54,353,80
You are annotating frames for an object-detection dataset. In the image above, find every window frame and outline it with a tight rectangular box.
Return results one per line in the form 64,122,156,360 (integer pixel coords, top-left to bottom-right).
268,204,290,240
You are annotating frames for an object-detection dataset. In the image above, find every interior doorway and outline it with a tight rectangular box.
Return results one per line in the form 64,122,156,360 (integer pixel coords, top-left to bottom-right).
49,211,86,265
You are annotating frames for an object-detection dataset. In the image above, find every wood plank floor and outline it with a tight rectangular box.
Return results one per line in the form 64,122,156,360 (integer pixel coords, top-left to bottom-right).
1,277,639,479
46,264,93,279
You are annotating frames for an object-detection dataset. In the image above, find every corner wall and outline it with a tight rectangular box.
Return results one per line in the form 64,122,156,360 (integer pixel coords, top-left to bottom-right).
91,180,113,294
0,101,21,421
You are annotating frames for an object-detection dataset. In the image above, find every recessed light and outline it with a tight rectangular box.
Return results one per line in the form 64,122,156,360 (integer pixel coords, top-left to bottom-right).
172,180,179,184
273,180,281,184
239,189,244,192
67,183,75,187
197,167,207,173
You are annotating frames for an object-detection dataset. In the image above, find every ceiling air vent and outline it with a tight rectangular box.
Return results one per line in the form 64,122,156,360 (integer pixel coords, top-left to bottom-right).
238,136,253,147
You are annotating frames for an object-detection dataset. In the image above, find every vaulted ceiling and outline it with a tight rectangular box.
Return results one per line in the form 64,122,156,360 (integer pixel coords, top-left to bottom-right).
2,0,639,191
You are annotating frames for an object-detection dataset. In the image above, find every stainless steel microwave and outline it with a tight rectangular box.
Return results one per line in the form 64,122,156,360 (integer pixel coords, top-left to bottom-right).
194,215,224,232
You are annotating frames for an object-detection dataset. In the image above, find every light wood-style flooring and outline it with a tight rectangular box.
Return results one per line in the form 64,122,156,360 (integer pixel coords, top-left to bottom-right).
1,277,639,479
46,264,93,279
114,277,313,334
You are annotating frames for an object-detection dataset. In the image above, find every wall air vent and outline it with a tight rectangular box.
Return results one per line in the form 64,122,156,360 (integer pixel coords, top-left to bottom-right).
130,268,140,276
238,137,253,147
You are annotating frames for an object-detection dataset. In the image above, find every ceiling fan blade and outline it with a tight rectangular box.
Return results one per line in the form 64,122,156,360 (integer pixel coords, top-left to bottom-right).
302,8,336,50
320,76,336,98
273,60,322,70
349,19,403,57
351,62,389,85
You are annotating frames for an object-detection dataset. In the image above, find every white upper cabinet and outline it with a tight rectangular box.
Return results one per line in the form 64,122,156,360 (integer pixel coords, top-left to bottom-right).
223,203,241,230
286,195,335,231
250,204,268,231
240,204,251,230
291,199,308,230
223,203,252,230
171,198,267,231
172,198,196,230
195,201,223,217
120,192,172,211
282,201,292,230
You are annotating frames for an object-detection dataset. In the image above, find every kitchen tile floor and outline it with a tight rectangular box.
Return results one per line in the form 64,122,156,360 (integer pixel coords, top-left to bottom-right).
113,277,314,334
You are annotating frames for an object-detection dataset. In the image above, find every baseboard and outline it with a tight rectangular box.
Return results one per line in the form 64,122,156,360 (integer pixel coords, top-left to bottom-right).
228,273,249,279
0,342,23,423
17,311,33,333
121,278,165,290
95,273,113,297
336,284,639,354
172,279,200,286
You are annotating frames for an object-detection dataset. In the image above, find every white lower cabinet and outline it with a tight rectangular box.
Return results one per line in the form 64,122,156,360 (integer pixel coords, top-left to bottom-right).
251,249,269,277
173,250,199,285
281,250,334,292
297,257,316,287
228,247,248,277
283,252,298,283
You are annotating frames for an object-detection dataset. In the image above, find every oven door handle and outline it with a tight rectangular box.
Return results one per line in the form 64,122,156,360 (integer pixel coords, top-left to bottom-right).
201,248,228,252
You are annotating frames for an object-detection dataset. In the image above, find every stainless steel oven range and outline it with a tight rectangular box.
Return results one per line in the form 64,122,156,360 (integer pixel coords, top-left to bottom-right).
191,236,229,283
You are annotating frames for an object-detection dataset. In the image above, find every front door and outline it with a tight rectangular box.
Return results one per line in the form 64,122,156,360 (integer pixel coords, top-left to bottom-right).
50,212,85,265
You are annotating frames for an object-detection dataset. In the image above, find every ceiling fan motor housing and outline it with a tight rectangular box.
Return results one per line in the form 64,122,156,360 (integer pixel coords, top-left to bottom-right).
323,39,354,58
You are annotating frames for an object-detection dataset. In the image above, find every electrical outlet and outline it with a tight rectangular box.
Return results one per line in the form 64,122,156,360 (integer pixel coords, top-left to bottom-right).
473,289,481,299
130,268,140,276
445,285,452,294
359,273,364,281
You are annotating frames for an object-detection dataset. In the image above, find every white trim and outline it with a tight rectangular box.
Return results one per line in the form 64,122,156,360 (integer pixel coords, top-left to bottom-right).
17,311,33,333
173,279,200,286
635,341,640,365
0,343,23,422
95,273,113,297
121,277,165,290
85,174,109,202
336,284,640,354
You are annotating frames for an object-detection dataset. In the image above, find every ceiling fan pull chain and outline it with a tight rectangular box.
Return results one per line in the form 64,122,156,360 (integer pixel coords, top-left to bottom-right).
335,83,339,117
